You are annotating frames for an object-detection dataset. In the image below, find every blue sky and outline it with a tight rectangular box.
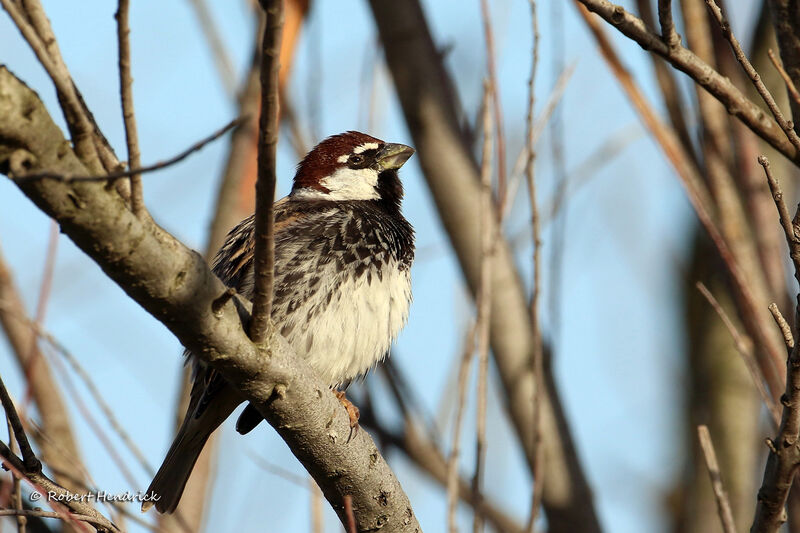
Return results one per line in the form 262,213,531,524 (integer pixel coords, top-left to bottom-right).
0,0,730,531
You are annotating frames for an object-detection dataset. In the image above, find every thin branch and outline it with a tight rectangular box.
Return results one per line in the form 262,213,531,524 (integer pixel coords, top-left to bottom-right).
6,416,26,533
769,303,794,350
704,0,800,155
14,117,244,183
115,0,145,216
524,0,544,529
761,156,797,266
447,323,477,533
768,49,800,108
0,376,39,473
472,81,494,533
697,425,738,533
696,282,780,426
249,0,283,344
575,0,799,163
578,3,787,398
657,0,679,47
751,155,800,532
479,0,506,212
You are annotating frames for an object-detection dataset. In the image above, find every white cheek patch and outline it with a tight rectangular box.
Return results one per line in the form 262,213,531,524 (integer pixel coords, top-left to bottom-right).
319,167,380,200
353,142,379,154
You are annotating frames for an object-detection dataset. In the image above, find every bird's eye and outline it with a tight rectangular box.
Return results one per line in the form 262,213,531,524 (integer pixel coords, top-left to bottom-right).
349,154,365,165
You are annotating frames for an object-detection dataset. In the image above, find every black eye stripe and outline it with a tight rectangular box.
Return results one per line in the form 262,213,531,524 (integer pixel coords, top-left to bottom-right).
347,148,379,169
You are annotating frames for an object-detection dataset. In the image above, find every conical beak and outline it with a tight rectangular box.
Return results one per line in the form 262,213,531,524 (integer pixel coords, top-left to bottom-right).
376,143,415,171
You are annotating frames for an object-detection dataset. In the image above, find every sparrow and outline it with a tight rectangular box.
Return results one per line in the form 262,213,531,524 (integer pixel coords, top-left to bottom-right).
143,131,415,514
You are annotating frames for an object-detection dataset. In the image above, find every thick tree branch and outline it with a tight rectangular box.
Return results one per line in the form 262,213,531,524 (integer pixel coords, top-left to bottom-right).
0,66,420,533
367,2,601,531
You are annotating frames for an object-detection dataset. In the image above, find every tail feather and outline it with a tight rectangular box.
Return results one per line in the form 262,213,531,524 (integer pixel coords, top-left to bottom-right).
143,386,241,514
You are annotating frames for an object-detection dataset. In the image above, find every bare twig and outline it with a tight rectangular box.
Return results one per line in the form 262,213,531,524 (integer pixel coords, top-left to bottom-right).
578,3,787,398
769,303,794,350
479,0,506,211
447,323,477,533
657,0,679,47
6,416,26,533
705,0,800,155
249,0,283,344
768,49,800,108
524,1,544,530
751,155,800,532
115,0,145,216
761,155,798,271
472,81,494,533
576,0,799,163
14,117,243,183
697,425,738,533
696,283,780,426
0,376,39,473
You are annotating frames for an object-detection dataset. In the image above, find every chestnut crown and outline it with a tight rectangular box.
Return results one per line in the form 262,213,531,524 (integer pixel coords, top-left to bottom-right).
291,131,414,208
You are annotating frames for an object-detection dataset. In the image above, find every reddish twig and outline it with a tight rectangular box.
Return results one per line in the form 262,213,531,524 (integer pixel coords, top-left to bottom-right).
249,0,284,344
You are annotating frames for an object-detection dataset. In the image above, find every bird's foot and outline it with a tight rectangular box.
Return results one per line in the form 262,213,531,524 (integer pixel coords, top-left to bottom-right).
334,390,360,430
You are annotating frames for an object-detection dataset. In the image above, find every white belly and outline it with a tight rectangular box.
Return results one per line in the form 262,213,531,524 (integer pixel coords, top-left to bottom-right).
278,261,412,386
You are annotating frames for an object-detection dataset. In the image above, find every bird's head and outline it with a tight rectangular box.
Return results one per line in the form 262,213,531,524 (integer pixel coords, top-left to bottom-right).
291,131,415,209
